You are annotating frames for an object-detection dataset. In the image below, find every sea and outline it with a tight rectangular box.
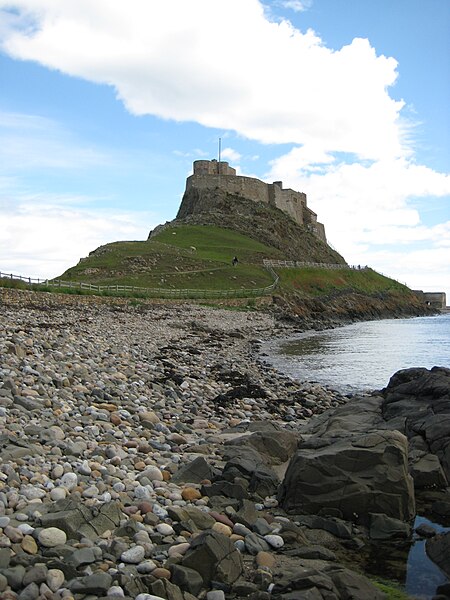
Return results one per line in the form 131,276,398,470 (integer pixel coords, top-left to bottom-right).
261,313,450,600
261,313,450,394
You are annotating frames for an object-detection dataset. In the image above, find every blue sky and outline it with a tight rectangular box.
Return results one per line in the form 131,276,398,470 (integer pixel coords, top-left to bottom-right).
1,0,449,300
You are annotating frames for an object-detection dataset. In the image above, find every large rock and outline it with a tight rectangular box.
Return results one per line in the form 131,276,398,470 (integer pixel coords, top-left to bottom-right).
272,564,386,599
426,531,450,578
220,445,280,498
39,498,122,540
224,429,299,465
278,430,415,525
181,530,243,586
171,456,215,484
382,367,450,482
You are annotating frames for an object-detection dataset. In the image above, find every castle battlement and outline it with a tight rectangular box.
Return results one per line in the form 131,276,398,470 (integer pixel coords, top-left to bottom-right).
185,159,326,242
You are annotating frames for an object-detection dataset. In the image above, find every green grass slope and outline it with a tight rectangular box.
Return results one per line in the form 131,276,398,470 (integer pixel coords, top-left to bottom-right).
57,224,283,291
176,186,347,265
278,267,410,297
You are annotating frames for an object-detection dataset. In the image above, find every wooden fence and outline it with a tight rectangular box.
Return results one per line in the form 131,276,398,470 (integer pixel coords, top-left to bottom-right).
263,259,368,270
0,269,279,300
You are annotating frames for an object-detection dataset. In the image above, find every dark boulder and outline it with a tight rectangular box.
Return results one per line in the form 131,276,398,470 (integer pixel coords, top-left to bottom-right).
278,430,415,525
181,530,243,586
426,531,450,578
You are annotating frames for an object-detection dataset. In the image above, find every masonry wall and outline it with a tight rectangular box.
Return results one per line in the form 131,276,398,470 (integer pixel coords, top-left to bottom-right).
424,292,447,308
186,174,271,205
193,160,237,176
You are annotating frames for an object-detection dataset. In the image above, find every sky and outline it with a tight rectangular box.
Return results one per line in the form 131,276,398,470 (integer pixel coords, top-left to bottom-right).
1,0,449,301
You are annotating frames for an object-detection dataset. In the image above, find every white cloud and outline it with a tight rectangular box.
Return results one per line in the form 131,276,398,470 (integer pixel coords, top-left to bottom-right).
356,246,450,300
221,147,242,163
0,0,406,160
275,0,313,13
267,150,450,238
0,189,155,279
267,149,450,299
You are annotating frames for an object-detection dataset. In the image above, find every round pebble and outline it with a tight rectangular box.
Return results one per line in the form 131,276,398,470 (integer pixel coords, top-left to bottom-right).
46,569,65,592
212,522,232,537
156,523,174,536
121,545,146,563
181,487,202,501
60,473,78,490
38,527,67,548
136,560,158,574
264,534,284,549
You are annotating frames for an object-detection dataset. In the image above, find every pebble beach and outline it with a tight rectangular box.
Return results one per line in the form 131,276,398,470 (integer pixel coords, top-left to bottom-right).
0,289,362,600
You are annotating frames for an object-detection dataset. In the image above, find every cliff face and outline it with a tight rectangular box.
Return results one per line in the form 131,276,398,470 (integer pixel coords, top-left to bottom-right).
273,289,434,329
175,186,346,265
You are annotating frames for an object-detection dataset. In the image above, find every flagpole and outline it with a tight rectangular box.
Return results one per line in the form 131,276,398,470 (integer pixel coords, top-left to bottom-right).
218,137,221,184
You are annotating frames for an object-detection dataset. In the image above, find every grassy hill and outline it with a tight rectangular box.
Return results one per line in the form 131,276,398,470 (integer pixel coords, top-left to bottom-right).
58,224,283,291
278,266,410,297
56,223,416,303
176,186,346,264
3,219,430,320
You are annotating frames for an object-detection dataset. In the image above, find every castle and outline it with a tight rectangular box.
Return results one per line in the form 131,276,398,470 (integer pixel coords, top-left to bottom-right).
182,159,327,242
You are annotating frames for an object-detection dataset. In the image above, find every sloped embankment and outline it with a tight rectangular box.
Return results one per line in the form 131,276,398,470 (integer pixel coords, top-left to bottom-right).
175,186,346,265
273,289,434,328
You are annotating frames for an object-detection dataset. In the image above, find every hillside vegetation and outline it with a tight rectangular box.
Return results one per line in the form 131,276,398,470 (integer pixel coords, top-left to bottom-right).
42,193,431,322
58,225,281,291
175,187,346,264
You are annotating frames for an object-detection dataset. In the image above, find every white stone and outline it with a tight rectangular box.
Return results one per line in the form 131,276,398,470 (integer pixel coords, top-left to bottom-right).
207,591,226,600
60,472,78,490
78,460,92,475
50,488,67,501
168,542,190,557
17,523,34,535
264,497,278,508
134,486,153,500
141,466,164,482
49,426,65,440
264,534,284,549
21,486,46,500
135,595,166,600
151,504,168,519
120,545,146,564
46,568,65,592
0,517,10,528
107,586,125,597
38,527,67,548
82,485,99,498
51,465,64,479
156,523,174,536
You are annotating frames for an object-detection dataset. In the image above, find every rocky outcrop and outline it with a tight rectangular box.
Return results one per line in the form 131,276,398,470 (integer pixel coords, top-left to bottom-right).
278,429,415,525
172,186,346,264
272,564,387,600
382,366,450,484
426,532,450,578
274,289,434,328
279,367,450,528
181,530,244,586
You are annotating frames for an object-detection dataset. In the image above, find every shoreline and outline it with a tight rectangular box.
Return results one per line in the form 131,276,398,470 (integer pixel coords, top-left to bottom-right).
1,288,448,600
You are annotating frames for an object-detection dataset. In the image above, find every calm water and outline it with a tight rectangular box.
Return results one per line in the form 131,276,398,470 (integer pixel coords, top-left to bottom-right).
406,517,450,599
262,314,450,393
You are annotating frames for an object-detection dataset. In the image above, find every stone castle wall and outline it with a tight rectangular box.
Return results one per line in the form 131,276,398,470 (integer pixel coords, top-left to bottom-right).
188,160,327,242
186,173,271,205
414,291,447,309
